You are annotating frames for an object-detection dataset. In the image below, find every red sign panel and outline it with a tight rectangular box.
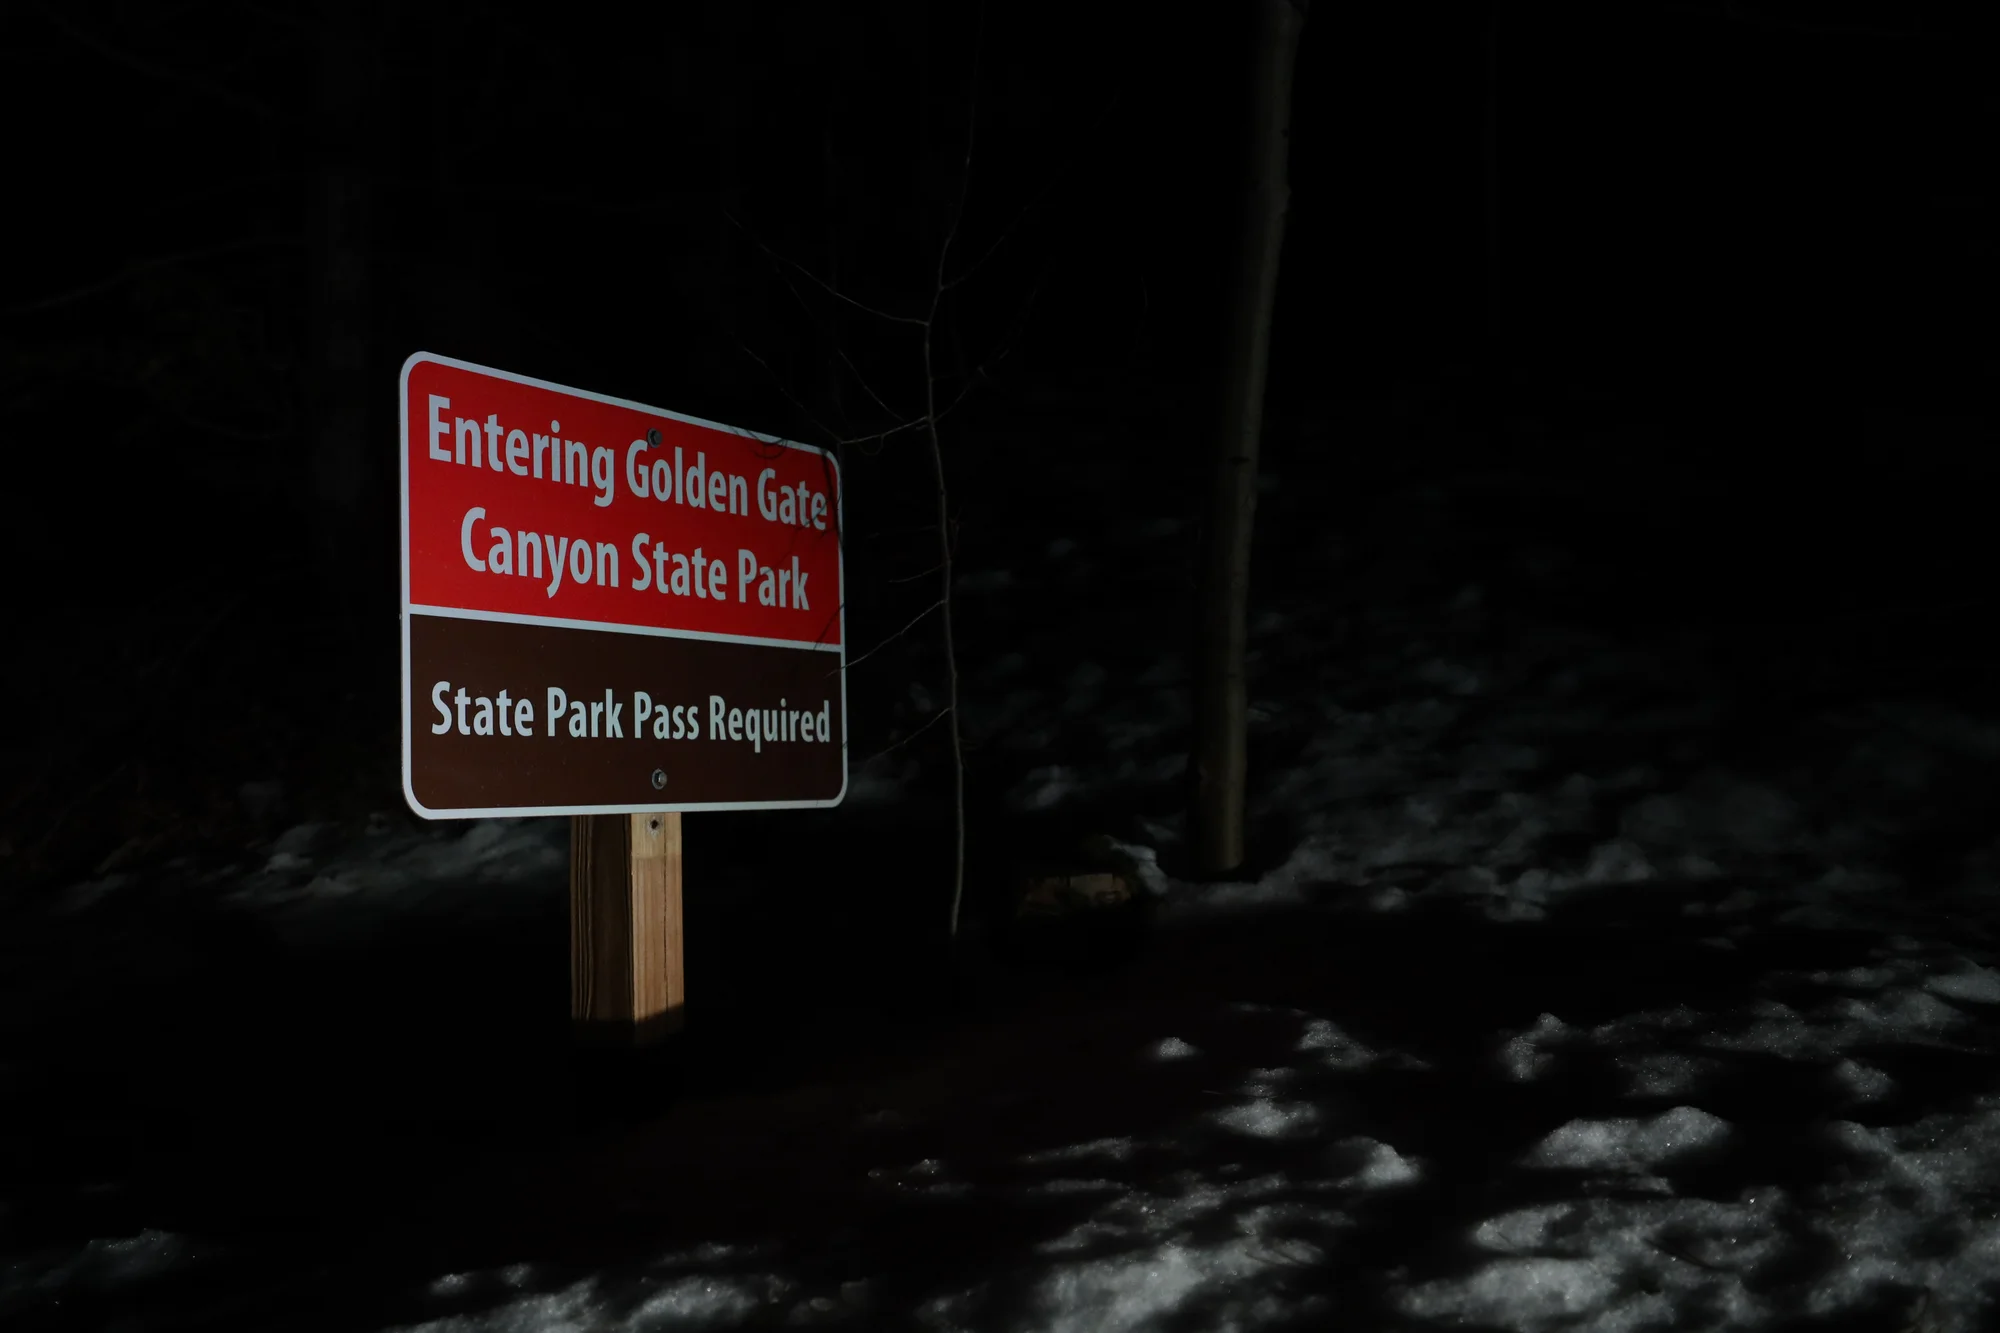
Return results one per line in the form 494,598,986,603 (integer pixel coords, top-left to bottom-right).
400,352,846,818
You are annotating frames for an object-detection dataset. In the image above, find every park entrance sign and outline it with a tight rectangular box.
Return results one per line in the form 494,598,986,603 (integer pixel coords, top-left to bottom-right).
399,352,846,818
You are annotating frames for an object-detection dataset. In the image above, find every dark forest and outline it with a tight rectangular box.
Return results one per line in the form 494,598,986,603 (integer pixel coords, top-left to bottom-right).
3,2,1999,1330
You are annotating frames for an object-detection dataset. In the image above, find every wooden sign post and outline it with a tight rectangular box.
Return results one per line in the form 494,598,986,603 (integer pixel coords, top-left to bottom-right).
396,353,847,1046
571,812,685,1043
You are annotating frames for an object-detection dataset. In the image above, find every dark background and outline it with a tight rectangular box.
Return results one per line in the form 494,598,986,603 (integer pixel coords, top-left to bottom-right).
2,6,1998,1327
1,0,1993,891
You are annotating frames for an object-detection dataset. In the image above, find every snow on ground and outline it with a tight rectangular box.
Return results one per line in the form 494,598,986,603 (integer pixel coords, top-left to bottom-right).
7,456,2000,1331
217,813,568,947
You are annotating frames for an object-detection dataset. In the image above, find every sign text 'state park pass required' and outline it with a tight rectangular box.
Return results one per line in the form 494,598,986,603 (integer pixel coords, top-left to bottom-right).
400,352,847,817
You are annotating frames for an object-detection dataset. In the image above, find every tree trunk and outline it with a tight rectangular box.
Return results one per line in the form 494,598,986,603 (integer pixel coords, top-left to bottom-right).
1192,0,1308,876
1481,0,1505,430
306,0,375,625
819,71,847,427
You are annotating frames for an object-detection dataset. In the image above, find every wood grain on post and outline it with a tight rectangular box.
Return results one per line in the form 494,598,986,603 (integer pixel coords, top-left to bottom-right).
571,812,684,1044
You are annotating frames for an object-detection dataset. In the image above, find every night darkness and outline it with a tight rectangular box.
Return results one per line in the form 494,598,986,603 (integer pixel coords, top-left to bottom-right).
4,3,2000,1330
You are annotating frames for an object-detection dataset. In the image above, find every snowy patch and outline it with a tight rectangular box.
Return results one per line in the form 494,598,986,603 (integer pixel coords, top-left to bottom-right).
1832,987,1965,1035
1231,1066,1297,1098
1586,1006,1708,1050
1327,1137,1421,1188
1928,962,2000,1006
1485,890,1548,923
388,1271,776,1332
1418,658,1484,697
1616,1051,1722,1099
1018,1137,1136,1167
1803,1100,2000,1329
956,568,1013,593
1010,766,1082,811
1580,838,1654,885
237,778,284,819
1828,1058,1897,1104
272,821,327,855
389,1277,603,1333
1816,964,1899,990
1702,1000,1835,1062
1523,1106,1732,1172
1149,1036,1199,1062
1293,1018,1377,1070
630,1275,772,1326
934,1173,1350,1332
1061,662,1107,707
977,651,1027,684
847,756,919,805
1402,1257,1620,1325
224,817,565,934
1409,1194,1788,1330
51,873,131,915
1097,838,1170,897
0,1228,207,1302
1022,1240,1284,1333
1497,1012,1575,1082
1695,979,1977,1069
1619,774,1803,859
1027,1178,1128,1197
1211,1098,1322,1140
855,1107,912,1131
868,1158,970,1198
1155,879,1311,921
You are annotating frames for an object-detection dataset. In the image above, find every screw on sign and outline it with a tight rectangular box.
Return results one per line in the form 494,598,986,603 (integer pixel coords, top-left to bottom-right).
399,352,846,1044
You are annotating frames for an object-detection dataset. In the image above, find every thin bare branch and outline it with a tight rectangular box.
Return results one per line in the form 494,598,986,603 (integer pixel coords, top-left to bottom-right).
734,339,846,443
1720,0,1947,39
233,0,326,43
860,705,955,765
771,263,910,423
723,208,927,327
829,337,907,429
857,523,945,543
830,598,945,679
943,71,1130,292
37,3,276,120
930,267,1046,422
1,236,296,318
736,338,925,455
166,406,290,443
930,1,986,321
839,419,934,451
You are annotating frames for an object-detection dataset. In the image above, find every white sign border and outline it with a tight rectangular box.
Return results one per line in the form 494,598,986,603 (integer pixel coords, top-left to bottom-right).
399,350,848,820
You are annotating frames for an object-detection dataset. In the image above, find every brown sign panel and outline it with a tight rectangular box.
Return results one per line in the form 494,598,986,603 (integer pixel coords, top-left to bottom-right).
399,353,845,817
407,614,846,814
